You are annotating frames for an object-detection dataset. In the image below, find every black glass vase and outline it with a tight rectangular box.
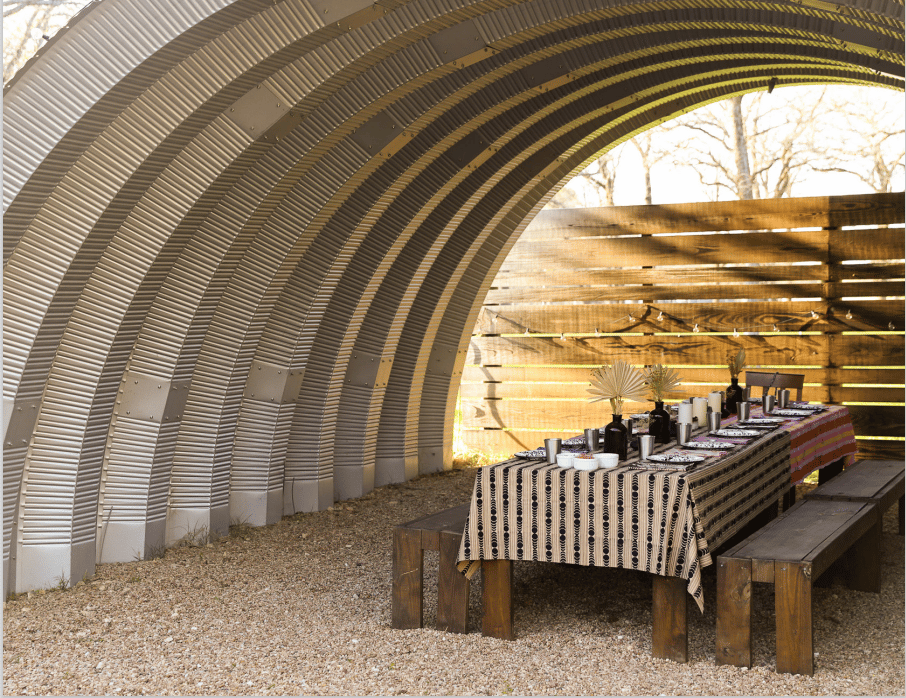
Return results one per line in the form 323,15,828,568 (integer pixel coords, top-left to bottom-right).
725,377,742,414
648,401,672,444
603,413,628,460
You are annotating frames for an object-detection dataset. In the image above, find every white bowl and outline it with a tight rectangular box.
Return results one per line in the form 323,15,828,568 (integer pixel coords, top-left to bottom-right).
573,456,597,471
556,452,574,468
595,453,620,469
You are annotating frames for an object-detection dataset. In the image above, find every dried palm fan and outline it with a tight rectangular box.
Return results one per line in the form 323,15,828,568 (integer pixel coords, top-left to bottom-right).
588,360,648,416
727,348,746,379
644,364,684,402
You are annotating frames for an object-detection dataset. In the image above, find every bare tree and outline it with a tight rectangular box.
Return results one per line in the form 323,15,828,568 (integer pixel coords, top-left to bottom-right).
3,1,83,84
669,90,827,200
631,130,673,205
810,87,906,193
546,148,623,208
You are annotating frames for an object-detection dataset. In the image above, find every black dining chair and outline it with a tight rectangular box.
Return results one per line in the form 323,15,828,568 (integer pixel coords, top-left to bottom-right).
744,371,805,401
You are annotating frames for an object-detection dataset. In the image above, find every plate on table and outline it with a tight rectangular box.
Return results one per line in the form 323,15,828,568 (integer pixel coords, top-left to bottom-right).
737,418,785,426
772,409,813,417
513,449,548,460
562,436,588,446
646,453,705,464
681,440,736,450
710,429,761,438
789,403,824,411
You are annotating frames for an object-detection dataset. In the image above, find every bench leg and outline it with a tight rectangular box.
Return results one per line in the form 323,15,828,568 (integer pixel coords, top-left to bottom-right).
481,559,514,640
437,531,469,633
392,527,423,629
775,562,813,676
652,575,688,663
845,515,882,594
716,558,752,667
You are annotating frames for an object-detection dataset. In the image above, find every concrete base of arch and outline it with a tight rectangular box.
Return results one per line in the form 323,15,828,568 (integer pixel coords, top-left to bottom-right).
166,505,229,547
14,539,95,593
374,456,418,488
229,489,283,528
97,518,166,564
334,464,375,502
283,477,333,515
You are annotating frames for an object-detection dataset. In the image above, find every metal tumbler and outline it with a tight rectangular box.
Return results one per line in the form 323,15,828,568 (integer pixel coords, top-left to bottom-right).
763,394,776,414
584,428,599,452
737,401,751,422
544,438,562,464
778,389,790,409
639,434,656,461
707,411,721,431
622,418,633,434
677,422,692,446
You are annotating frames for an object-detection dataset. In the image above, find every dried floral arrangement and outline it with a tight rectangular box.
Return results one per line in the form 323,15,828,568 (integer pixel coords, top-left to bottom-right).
644,364,684,402
588,360,648,416
727,348,746,379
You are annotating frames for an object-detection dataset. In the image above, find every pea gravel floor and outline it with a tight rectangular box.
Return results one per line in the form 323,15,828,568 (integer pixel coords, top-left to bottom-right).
3,466,904,696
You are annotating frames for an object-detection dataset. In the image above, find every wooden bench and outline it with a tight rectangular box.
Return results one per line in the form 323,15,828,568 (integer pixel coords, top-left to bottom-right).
804,459,904,535
391,503,471,633
716,498,880,676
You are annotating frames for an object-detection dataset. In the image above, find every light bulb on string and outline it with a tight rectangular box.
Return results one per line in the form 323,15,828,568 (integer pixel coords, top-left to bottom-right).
656,311,664,322
772,324,778,332
692,323,700,332
560,332,565,340
889,322,895,330
524,328,530,336
594,327,600,337
810,310,819,319
733,328,739,337
845,310,853,320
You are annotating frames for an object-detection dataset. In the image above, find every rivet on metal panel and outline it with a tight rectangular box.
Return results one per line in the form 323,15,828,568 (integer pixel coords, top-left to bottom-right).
126,411,130,415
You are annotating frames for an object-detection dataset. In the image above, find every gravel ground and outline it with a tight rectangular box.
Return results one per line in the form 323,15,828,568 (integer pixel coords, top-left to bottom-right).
4,467,904,696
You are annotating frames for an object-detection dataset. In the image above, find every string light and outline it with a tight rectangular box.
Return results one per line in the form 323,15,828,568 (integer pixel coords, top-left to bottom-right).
810,310,819,319
889,322,895,330
692,323,700,332
594,327,600,336
733,328,739,337
656,311,664,322
846,310,853,320
772,324,778,332
560,332,565,340
524,328,530,336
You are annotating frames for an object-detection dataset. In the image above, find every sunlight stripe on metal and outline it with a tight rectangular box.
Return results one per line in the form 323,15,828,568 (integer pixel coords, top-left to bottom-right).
3,0,903,593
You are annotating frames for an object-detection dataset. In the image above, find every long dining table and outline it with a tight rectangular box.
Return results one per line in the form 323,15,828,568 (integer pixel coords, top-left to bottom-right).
455,403,858,661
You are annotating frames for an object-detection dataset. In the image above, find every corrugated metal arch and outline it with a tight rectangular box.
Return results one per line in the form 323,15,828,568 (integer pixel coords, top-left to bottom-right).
3,0,903,592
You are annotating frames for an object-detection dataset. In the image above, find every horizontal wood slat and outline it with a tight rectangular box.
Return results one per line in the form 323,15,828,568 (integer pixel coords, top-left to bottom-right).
483,281,903,305
463,366,906,387
463,194,905,458
515,194,904,239
491,263,905,289
476,301,903,335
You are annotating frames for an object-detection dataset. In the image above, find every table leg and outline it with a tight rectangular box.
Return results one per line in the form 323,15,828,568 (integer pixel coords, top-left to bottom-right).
652,575,688,662
716,557,752,667
817,458,845,484
482,559,514,640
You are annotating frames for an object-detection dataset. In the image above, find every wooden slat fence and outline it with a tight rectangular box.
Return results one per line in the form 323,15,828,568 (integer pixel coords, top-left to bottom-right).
461,193,905,461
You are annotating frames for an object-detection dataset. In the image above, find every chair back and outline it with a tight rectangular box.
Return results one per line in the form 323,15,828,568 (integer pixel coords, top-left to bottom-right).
744,371,805,401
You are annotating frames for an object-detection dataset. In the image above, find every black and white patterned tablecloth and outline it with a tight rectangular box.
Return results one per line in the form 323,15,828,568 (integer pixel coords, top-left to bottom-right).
456,429,790,611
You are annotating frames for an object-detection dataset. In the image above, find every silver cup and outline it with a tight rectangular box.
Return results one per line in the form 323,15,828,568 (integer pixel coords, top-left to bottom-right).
707,411,721,431
639,434,656,461
677,422,692,446
622,418,633,434
743,386,752,401
763,394,776,414
778,389,790,409
737,401,751,422
544,438,562,464
584,428,599,452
